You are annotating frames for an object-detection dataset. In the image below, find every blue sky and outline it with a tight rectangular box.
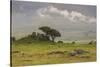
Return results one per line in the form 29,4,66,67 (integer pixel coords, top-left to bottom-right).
11,1,96,41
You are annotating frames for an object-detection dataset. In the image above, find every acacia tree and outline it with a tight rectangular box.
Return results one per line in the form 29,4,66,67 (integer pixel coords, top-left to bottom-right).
39,26,61,42
39,26,51,40
49,29,61,42
39,26,51,36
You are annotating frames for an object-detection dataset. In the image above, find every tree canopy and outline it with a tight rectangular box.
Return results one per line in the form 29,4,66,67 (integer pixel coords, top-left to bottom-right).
39,26,51,35
39,26,61,42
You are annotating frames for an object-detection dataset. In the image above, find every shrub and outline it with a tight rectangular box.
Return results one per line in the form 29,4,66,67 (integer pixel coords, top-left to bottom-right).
88,41,93,44
72,41,75,44
57,41,63,43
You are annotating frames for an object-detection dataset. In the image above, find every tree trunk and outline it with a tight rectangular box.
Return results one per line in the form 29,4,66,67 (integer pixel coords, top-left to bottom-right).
51,36,55,42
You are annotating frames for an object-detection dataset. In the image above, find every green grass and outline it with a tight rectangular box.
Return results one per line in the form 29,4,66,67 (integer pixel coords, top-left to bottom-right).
11,42,96,66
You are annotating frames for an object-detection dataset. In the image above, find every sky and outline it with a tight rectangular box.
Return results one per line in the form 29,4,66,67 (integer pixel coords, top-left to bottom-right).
11,0,96,41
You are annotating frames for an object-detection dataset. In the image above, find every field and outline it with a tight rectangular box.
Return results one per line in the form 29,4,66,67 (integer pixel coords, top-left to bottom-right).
11,42,96,66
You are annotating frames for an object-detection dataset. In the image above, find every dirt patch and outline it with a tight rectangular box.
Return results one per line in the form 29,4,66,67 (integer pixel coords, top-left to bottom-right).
47,51,68,55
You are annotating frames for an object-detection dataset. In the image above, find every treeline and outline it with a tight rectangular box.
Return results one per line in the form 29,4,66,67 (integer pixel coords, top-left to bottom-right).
11,26,61,43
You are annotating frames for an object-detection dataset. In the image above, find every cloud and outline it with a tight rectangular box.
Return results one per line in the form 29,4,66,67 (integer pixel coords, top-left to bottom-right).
88,17,96,23
37,6,69,18
37,6,96,23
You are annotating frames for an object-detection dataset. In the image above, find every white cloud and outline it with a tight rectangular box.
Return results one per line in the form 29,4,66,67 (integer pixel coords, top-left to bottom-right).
37,6,69,18
37,6,96,23
69,11,86,22
88,17,96,23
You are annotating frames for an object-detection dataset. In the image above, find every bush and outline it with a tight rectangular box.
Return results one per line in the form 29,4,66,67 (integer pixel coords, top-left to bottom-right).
72,41,75,44
88,41,93,44
57,41,63,43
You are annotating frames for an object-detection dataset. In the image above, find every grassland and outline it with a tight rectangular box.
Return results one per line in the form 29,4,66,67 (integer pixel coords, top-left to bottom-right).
11,42,96,66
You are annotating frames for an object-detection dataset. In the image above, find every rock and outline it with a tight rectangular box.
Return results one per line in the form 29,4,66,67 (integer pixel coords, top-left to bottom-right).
68,51,77,56
68,49,89,56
